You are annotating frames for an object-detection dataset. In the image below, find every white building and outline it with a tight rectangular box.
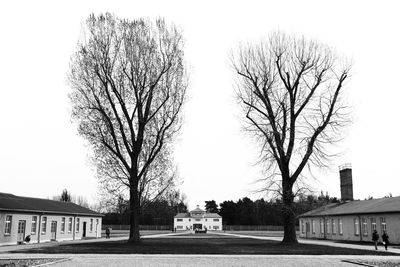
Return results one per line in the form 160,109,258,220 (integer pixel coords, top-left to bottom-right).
174,205,222,231
299,165,400,244
0,192,103,246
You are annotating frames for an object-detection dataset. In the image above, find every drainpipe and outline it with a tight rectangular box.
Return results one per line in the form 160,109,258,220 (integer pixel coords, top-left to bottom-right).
73,215,76,241
37,214,42,244
358,215,362,242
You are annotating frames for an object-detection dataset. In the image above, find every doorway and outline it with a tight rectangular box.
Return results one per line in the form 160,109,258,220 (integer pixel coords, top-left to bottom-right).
50,221,57,241
193,224,202,231
306,222,310,238
17,220,26,244
82,222,87,237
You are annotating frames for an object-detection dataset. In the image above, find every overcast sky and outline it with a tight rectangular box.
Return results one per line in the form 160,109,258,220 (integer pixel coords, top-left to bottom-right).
1,0,399,210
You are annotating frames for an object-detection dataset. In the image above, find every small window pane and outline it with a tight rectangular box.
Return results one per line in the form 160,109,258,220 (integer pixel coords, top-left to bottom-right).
5,215,12,235
41,217,47,234
31,216,37,234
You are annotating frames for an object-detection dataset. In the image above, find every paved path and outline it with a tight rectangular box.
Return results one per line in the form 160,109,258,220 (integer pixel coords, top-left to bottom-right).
217,232,400,254
1,253,400,267
1,231,400,266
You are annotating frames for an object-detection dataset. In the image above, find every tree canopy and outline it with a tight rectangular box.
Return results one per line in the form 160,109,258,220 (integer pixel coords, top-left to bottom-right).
68,13,187,242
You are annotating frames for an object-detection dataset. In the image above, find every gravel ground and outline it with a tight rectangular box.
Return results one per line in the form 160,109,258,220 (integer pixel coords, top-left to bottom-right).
357,260,400,267
0,258,65,267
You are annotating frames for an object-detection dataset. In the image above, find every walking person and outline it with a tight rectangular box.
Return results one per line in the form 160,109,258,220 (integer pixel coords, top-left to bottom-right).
382,231,389,250
106,227,110,239
372,229,379,250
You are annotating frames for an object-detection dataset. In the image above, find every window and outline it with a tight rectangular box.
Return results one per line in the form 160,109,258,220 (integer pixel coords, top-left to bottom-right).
311,219,315,234
380,217,387,234
213,226,219,230
320,219,324,234
68,218,72,233
332,219,336,235
4,215,12,235
371,218,376,231
177,225,183,229
31,216,37,234
90,219,93,232
41,217,47,235
189,219,191,222
362,217,368,236
205,219,207,221
339,219,343,235
61,217,66,233
326,220,330,234
301,220,305,234
76,218,80,233
354,217,359,236
213,219,219,222
177,219,183,222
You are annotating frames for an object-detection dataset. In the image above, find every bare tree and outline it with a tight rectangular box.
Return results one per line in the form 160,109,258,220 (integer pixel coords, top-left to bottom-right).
68,13,187,243
232,32,351,243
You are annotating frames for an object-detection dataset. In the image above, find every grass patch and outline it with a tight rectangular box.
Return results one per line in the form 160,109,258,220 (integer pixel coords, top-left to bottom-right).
12,236,397,255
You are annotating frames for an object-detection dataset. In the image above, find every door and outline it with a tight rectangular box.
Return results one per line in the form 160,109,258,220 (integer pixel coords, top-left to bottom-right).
82,222,87,237
51,221,57,240
193,224,202,230
306,222,311,238
17,220,26,244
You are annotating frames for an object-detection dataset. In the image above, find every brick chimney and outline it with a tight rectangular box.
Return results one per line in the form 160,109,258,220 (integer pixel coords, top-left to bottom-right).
339,163,353,201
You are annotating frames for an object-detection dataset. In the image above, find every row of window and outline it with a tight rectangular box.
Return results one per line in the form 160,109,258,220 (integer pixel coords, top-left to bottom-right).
301,217,387,236
354,217,386,236
176,225,220,230
4,216,97,236
176,218,220,222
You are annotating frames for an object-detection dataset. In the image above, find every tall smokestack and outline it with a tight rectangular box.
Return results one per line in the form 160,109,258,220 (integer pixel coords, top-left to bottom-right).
339,163,353,201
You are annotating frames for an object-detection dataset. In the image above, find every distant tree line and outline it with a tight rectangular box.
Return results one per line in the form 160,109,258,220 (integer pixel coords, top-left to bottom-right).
102,191,338,226
218,192,338,226
103,190,188,225
52,189,90,209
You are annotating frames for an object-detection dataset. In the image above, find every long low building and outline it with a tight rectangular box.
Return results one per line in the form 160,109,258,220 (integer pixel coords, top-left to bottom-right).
298,165,400,244
174,205,222,231
0,192,103,246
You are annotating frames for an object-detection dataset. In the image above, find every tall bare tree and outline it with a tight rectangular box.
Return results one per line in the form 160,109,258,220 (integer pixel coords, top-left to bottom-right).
232,32,351,243
68,13,187,243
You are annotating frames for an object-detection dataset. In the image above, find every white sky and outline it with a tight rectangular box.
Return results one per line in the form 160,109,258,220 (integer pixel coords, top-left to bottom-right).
1,0,400,210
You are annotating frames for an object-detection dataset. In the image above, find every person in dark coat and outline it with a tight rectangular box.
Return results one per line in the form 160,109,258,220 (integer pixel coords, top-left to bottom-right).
372,229,379,250
382,231,389,250
106,227,110,239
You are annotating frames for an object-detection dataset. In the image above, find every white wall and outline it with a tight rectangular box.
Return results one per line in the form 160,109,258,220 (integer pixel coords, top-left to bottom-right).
0,212,102,245
300,213,400,244
174,217,222,231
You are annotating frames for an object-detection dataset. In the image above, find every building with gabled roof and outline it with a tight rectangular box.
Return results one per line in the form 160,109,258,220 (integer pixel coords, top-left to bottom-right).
298,165,400,244
0,192,103,246
174,205,222,231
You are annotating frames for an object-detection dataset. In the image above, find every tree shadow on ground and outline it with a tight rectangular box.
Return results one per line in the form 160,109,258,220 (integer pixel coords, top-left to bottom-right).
12,237,396,255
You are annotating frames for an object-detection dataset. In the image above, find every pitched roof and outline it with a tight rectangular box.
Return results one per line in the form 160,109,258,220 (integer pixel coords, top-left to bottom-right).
174,212,221,218
298,196,400,218
0,192,103,217
204,213,221,218
190,207,204,213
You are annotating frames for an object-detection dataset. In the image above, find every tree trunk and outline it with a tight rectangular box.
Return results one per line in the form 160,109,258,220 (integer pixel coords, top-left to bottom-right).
128,187,140,243
282,178,298,244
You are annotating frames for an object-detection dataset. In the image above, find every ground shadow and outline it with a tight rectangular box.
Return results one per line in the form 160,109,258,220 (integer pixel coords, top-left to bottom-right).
12,236,397,255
